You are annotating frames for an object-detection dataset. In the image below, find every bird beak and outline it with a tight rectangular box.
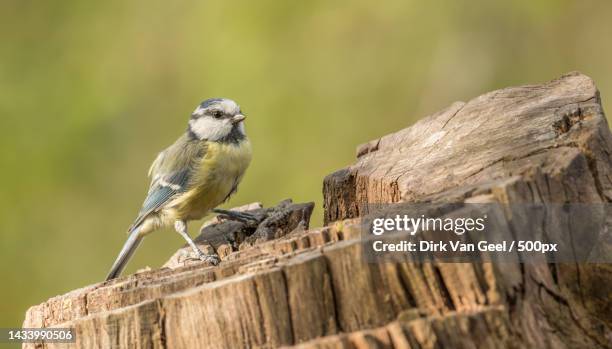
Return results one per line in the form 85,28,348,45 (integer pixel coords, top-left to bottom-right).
231,114,246,124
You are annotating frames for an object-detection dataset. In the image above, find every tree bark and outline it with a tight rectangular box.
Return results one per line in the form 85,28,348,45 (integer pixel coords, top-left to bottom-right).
24,72,611,348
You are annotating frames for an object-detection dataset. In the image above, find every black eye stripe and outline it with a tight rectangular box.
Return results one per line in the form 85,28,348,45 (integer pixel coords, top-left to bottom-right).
208,109,224,118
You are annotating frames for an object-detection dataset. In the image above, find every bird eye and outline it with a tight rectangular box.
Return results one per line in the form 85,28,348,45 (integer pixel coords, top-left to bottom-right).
211,110,223,118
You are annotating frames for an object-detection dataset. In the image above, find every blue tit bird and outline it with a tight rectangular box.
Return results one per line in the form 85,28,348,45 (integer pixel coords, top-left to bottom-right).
106,98,252,281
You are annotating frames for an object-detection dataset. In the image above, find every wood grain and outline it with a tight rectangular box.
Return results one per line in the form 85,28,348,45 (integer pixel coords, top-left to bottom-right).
24,72,611,348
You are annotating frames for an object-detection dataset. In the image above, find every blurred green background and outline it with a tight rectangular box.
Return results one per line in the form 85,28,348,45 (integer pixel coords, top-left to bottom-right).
1,0,611,328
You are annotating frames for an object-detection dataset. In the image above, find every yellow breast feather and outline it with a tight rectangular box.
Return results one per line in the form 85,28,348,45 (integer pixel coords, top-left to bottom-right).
169,139,252,220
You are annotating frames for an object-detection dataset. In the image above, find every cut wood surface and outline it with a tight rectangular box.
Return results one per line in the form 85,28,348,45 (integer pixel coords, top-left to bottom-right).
24,72,611,348
324,72,611,223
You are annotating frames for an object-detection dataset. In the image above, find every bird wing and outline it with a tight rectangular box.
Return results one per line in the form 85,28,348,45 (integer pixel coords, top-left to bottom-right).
128,137,207,232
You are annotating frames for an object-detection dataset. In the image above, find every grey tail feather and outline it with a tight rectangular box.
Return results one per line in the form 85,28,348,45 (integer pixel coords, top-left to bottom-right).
105,227,143,281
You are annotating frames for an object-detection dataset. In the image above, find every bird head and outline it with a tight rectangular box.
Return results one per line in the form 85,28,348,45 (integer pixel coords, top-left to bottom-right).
188,98,247,141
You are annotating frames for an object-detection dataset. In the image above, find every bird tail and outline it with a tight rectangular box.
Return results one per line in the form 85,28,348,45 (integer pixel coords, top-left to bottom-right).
105,227,143,281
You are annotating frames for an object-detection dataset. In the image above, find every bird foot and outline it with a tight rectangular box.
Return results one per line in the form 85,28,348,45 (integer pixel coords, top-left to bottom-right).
196,252,220,266
213,209,259,224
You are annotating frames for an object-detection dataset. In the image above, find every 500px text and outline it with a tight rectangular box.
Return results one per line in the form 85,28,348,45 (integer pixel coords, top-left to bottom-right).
372,240,558,253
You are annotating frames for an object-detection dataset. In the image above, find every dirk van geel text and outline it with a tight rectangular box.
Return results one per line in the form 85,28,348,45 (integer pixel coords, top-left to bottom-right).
371,239,558,254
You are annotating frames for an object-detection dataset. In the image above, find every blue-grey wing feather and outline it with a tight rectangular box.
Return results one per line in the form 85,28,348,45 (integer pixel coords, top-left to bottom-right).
140,170,190,213
128,137,206,232
128,170,190,232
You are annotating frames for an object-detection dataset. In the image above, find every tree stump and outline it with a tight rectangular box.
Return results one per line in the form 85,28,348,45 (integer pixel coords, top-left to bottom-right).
24,72,611,348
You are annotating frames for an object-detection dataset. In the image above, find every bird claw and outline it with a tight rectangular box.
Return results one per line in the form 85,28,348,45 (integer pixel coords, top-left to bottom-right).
213,209,259,224
197,253,220,266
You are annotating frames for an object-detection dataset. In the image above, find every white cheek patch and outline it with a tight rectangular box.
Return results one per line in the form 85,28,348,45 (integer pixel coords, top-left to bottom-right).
189,117,232,141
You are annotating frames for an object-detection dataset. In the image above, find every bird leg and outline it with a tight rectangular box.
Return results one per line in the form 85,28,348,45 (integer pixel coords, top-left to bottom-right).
212,208,258,223
174,220,220,265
